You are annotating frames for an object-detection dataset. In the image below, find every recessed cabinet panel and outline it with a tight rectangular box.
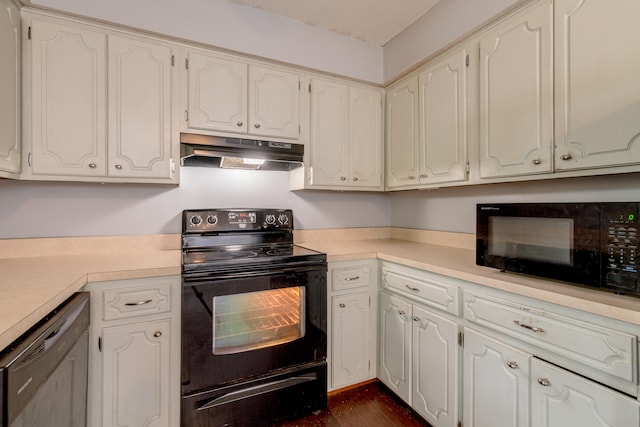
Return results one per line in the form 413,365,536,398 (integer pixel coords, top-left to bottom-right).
187,52,247,134
331,292,370,389
554,0,640,170
249,65,300,139
479,0,553,178
108,35,173,179
418,49,468,185
310,79,349,185
0,0,20,177
350,87,383,187
463,328,530,427
531,358,640,427
30,19,107,176
385,76,420,188
379,291,412,404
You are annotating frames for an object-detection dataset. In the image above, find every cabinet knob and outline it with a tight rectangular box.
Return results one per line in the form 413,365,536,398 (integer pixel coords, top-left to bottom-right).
340,176,347,181
408,175,416,180
560,153,573,161
506,361,519,369
88,163,97,169
339,303,346,308
419,174,427,178
153,331,162,338
537,378,551,387
237,121,243,126
398,310,405,317
352,177,359,182
412,316,420,322
254,123,261,128
115,164,123,170
531,159,542,165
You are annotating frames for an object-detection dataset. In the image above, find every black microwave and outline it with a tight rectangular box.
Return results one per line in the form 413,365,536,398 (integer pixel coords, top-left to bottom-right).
476,202,640,297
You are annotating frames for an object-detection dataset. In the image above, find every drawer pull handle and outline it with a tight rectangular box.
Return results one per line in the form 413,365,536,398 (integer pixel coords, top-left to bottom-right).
344,276,360,281
125,299,153,306
153,331,162,338
537,378,550,387
514,320,545,333
405,285,420,292
339,303,346,308
506,361,519,369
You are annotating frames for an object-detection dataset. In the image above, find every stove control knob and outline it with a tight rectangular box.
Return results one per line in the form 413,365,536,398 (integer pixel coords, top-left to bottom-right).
206,214,218,226
265,214,276,225
277,214,289,225
190,215,202,226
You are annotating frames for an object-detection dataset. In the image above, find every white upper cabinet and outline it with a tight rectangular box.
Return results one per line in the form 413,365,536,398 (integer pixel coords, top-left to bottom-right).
418,48,469,186
478,0,553,179
186,51,300,140
554,0,640,171
307,78,383,190
385,75,420,189
0,0,20,178
23,11,178,183
108,35,174,179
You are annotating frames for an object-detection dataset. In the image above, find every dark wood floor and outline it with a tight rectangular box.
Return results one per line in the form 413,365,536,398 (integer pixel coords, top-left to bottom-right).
273,381,433,427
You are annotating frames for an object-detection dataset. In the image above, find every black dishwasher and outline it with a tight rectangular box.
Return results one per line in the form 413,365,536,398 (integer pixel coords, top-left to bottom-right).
0,292,90,427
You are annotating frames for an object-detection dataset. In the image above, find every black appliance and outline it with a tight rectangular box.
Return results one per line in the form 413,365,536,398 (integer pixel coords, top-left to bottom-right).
180,208,327,426
0,292,90,427
477,202,640,296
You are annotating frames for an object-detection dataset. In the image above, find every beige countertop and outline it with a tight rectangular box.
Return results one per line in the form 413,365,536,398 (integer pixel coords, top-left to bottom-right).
2,229,640,352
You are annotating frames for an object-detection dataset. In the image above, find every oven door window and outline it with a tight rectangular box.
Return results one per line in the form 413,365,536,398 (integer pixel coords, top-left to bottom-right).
212,286,306,354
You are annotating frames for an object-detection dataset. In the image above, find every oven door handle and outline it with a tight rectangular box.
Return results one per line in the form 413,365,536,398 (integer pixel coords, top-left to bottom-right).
183,263,326,282
196,374,319,411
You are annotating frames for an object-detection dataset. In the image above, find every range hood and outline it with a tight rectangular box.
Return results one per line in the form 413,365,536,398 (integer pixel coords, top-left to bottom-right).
180,133,304,171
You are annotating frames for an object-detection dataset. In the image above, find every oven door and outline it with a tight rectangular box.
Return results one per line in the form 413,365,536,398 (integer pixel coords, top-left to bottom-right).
181,264,327,395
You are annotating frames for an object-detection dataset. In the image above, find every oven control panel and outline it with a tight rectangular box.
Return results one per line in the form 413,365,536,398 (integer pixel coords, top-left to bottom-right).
183,209,293,232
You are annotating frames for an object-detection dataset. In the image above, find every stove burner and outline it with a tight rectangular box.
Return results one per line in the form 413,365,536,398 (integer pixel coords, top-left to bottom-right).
266,248,294,256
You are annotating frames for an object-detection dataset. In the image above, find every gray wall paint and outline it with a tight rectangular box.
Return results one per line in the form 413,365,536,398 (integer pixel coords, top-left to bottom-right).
383,0,522,82
0,167,390,238
30,0,384,83
390,174,640,234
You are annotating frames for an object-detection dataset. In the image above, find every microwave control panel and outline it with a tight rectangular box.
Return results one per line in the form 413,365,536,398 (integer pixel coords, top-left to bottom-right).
604,204,639,292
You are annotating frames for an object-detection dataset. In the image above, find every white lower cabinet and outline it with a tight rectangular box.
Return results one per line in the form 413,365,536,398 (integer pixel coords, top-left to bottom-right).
463,328,531,427
379,262,461,427
531,358,640,427
84,275,180,427
328,260,377,391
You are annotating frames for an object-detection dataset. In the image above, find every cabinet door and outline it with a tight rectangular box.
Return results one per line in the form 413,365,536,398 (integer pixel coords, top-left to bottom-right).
108,35,173,179
309,78,349,186
29,19,107,176
418,48,468,186
385,76,420,189
187,52,247,134
350,86,383,189
531,358,640,427
554,0,640,171
379,292,412,404
0,0,20,177
463,328,530,427
412,305,459,427
331,292,370,389
102,320,172,427
249,65,300,139
479,0,553,178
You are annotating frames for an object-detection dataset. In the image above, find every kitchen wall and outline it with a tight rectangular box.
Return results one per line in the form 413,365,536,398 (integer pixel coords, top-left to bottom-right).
390,173,640,234
27,0,383,83
0,168,390,238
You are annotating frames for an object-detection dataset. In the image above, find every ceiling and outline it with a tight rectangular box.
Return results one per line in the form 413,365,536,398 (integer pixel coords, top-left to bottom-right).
229,0,442,46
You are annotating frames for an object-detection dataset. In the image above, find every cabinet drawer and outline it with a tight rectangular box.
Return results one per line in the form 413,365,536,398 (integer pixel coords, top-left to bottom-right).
381,263,460,315
331,262,371,291
103,283,172,321
463,290,637,383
